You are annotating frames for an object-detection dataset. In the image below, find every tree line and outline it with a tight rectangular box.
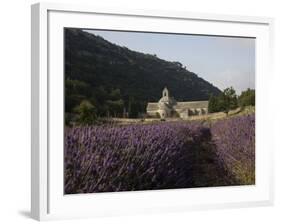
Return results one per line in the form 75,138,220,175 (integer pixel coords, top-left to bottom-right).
65,79,145,125
208,87,255,114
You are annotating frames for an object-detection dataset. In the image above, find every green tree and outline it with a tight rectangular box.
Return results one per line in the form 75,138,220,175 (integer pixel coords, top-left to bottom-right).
106,99,124,117
75,100,97,125
208,87,238,114
109,88,121,101
208,94,219,113
239,88,255,107
221,87,238,114
65,79,91,113
128,97,141,118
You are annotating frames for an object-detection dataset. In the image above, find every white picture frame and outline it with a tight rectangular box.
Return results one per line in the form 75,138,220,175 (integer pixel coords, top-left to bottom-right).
31,2,274,221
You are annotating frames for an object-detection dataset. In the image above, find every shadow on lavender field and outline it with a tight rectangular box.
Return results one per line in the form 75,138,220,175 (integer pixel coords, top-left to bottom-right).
187,135,233,188
64,114,255,194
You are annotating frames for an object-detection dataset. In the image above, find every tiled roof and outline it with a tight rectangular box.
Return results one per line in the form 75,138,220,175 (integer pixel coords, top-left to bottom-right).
147,103,159,111
174,101,208,109
147,100,208,112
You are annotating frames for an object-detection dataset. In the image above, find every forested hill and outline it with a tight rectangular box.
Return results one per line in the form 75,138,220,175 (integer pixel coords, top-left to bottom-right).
65,28,221,117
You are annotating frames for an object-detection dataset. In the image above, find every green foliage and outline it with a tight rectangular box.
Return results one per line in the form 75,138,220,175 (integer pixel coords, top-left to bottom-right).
65,79,91,96
128,97,143,118
65,79,91,112
208,94,225,113
106,99,124,117
208,95,219,113
221,87,238,114
74,100,97,125
208,87,238,114
109,89,121,101
238,88,255,108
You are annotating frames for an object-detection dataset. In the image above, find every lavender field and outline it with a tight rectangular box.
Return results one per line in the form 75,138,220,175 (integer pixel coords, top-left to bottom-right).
211,115,255,184
64,114,255,194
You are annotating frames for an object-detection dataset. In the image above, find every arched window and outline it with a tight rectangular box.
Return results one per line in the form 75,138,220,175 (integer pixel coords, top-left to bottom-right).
163,88,169,98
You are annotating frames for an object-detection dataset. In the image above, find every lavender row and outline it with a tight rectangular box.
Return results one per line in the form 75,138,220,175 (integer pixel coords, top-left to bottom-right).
64,122,208,193
211,114,255,185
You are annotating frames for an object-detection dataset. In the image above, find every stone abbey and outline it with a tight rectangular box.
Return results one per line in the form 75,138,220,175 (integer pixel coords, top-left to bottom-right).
146,87,208,119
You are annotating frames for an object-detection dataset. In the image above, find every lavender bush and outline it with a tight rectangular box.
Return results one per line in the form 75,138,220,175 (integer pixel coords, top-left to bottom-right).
211,114,255,184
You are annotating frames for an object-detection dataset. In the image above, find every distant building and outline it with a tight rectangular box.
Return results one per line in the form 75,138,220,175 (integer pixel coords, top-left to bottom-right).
146,87,208,119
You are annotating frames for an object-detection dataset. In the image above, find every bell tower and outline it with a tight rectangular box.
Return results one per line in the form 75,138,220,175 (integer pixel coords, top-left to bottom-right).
162,87,169,98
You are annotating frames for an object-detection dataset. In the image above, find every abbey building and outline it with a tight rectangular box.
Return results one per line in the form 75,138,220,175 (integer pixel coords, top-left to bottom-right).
146,87,208,119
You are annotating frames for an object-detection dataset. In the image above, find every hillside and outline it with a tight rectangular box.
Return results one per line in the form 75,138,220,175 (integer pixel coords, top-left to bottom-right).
65,28,221,118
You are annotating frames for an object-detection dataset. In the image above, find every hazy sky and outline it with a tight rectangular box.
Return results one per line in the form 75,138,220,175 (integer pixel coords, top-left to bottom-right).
86,29,255,94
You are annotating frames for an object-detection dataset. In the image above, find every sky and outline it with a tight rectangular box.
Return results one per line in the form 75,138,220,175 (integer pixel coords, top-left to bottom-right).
86,29,255,95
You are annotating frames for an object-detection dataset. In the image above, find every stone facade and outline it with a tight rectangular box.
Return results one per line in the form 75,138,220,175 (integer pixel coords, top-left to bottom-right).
146,87,208,119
